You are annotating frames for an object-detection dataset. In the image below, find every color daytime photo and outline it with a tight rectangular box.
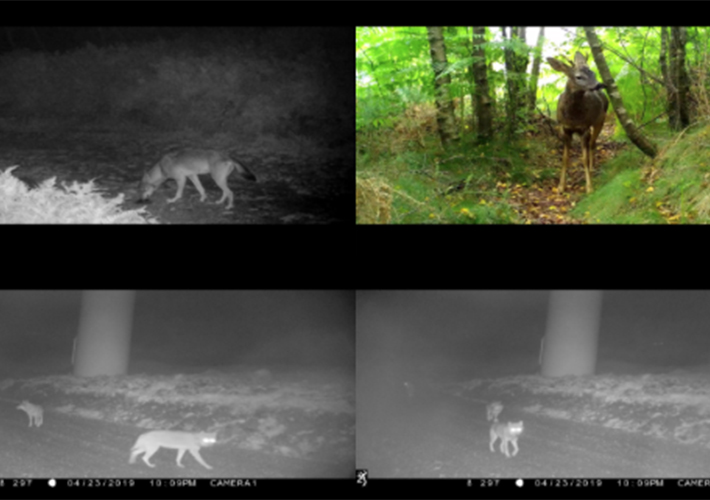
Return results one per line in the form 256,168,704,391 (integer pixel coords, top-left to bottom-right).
356,27,706,224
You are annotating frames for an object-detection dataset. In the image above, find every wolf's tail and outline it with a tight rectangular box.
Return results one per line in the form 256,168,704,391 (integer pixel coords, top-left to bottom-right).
233,160,257,182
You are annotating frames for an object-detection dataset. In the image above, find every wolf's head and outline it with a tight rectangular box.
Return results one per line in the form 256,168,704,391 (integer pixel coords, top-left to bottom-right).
200,432,218,446
508,421,524,437
137,169,161,203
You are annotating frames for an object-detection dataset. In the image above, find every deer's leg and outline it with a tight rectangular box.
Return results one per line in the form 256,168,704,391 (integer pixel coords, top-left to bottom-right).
585,122,604,194
582,131,593,194
559,132,571,193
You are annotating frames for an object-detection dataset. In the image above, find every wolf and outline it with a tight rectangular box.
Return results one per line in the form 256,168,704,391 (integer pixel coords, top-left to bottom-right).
138,148,256,210
490,421,523,458
129,430,217,469
486,401,503,422
17,400,43,427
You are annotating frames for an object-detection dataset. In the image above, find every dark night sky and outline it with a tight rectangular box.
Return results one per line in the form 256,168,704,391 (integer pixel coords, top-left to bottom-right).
0,290,354,378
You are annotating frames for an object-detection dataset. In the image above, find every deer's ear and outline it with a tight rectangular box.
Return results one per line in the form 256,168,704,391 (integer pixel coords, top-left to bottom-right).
547,58,568,73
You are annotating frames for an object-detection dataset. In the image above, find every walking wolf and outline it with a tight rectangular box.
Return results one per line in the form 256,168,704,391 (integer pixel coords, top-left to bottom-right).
490,421,524,458
129,430,217,469
138,148,256,209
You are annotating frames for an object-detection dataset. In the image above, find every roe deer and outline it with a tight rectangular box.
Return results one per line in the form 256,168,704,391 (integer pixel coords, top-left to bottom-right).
547,52,609,194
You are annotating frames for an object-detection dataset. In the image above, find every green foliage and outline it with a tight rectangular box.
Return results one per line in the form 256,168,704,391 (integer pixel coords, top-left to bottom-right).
359,26,710,134
571,123,710,223
356,90,401,131
358,26,710,223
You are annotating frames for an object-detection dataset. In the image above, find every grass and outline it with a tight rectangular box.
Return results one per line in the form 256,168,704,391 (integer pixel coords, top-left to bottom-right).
357,109,710,224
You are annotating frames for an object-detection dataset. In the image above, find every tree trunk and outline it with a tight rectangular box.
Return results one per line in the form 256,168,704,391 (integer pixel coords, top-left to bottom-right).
660,27,678,128
73,291,135,377
426,26,458,147
584,27,657,159
527,27,545,113
471,27,493,142
541,291,602,377
502,27,529,139
671,27,691,128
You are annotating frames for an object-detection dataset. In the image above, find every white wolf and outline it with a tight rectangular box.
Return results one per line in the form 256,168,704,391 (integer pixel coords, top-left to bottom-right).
129,430,217,469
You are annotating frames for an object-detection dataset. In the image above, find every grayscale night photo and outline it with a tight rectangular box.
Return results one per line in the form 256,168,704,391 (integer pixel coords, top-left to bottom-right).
357,290,710,478
0,290,354,478
0,26,351,224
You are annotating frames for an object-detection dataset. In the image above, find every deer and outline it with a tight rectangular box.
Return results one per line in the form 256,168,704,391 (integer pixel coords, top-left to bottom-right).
547,52,609,194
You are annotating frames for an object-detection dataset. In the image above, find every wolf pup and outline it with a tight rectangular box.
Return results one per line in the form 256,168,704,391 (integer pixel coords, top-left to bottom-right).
17,400,43,427
138,148,256,210
129,430,217,469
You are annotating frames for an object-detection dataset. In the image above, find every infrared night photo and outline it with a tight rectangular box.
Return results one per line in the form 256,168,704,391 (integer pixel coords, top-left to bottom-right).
0,290,354,478
357,290,710,478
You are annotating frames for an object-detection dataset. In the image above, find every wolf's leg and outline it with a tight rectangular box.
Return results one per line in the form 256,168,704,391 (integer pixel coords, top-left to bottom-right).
185,175,207,203
167,176,188,203
211,166,234,209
